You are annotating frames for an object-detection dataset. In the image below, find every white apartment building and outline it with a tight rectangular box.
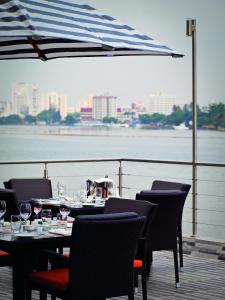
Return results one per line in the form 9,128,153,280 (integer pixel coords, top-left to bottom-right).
11,82,30,116
0,101,11,116
92,94,117,120
40,92,68,119
146,92,178,115
29,85,40,116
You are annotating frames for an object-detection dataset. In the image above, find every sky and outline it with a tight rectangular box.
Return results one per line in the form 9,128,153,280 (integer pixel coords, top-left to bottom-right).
0,0,225,109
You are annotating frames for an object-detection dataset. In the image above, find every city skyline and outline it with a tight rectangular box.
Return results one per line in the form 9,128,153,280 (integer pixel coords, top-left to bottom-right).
0,82,182,119
0,0,225,108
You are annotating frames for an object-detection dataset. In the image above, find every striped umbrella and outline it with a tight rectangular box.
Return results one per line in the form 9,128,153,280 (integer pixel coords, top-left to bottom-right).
0,0,183,60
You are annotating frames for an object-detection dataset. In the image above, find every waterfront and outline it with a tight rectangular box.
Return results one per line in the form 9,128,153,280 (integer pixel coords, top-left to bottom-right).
0,125,225,240
0,125,225,163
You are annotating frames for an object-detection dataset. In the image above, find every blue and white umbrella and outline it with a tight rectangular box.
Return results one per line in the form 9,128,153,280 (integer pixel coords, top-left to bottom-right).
0,0,183,60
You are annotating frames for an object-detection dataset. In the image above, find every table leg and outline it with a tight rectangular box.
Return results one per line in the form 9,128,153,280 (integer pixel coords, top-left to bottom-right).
12,251,37,300
12,253,27,300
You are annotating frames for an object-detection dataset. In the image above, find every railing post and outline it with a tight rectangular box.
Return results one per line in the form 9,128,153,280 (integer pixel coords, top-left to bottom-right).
43,163,48,179
118,161,123,197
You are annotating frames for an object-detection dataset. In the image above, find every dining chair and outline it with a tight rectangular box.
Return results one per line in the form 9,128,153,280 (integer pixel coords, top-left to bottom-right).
3,178,53,202
136,190,186,287
0,188,20,221
104,197,158,300
0,188,19,267
27,213,145,300
140,180,191,270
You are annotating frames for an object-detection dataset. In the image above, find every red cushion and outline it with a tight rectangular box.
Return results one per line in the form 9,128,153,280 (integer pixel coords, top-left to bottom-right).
30,268,68,291
133,259,143,268
0,250,10,257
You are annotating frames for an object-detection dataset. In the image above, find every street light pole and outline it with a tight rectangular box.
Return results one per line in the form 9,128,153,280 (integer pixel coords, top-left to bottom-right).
186,19,197,237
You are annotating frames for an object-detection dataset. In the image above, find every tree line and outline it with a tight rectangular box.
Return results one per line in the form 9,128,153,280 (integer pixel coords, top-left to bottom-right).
0,102,224,129
137,102,225,129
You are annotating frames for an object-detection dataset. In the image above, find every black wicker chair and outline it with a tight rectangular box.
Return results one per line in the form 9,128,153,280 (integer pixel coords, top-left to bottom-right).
104,197,158,300
136,190,186,287
4,178,53,202
140,180,191,270
0,188,20,266
27,213,145,300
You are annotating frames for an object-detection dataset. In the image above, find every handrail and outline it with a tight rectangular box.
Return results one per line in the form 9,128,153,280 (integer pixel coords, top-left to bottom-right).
0,158,224,167
1,157,225,238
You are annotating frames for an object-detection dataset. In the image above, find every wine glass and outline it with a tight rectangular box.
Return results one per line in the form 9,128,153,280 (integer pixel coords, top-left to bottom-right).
0,200,6,219
33,200,42,220
57,181,66,197
79,182,87,203
20,203,32,223
59,199,71,226
0,201,6,231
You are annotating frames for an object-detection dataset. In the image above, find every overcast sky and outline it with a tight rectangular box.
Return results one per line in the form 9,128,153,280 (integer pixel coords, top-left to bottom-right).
0,0,225,109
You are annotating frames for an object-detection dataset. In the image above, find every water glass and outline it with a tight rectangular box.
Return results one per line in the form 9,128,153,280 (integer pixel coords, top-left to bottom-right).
41,209,52,225
57,181,66,197
56,213,66,229
11,215,21,233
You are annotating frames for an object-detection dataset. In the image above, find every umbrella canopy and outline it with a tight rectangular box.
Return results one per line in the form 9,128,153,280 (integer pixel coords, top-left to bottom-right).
0,0,183,61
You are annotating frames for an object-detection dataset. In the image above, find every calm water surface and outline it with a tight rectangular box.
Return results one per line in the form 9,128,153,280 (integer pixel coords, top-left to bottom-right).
0,125,224,162
0,125,225,240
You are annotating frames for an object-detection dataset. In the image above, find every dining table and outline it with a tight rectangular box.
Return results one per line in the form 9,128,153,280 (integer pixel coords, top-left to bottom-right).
0,199,105,300
0,227,72,300
30,198,104,218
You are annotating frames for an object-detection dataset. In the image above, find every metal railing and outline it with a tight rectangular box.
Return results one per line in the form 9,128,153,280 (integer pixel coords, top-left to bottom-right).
0,158,225,240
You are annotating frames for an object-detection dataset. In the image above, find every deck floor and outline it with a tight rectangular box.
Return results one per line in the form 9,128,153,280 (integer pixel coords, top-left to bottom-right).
1,251,225,300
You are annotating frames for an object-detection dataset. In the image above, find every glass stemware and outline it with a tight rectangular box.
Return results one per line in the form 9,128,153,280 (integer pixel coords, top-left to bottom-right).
33,200,42,220
0,200,6,231
20,203,32,223
79,182,87,203
0,200,6,219
57,181,66,197
59,199,71,223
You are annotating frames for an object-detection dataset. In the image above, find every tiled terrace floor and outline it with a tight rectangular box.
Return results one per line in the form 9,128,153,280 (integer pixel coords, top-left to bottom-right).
1,251,225,300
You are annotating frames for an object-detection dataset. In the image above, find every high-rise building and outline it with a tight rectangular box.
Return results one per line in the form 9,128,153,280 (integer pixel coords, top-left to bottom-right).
29,85,40,116
92,94,117,120
0,101,11,117
40,92,68,119
146,92,178,115
11,82,30,116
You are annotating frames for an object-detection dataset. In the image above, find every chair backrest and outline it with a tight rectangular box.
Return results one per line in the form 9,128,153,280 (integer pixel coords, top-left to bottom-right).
3,178,52,202
68,213,146,300
136,191,186,251
142,180,191,233
151,180,191,194
0,188,19,221
104,197,157,237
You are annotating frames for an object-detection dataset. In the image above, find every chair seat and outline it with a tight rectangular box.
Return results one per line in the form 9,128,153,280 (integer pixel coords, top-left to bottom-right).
30,268,68,291
133,259,143,268
0,250,10,257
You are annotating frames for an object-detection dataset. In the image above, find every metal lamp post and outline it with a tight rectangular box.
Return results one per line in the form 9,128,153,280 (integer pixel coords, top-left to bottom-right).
187,19,197,237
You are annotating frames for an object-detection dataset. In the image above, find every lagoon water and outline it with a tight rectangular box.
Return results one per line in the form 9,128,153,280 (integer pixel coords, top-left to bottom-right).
0,125,225,240
0,125,224,163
